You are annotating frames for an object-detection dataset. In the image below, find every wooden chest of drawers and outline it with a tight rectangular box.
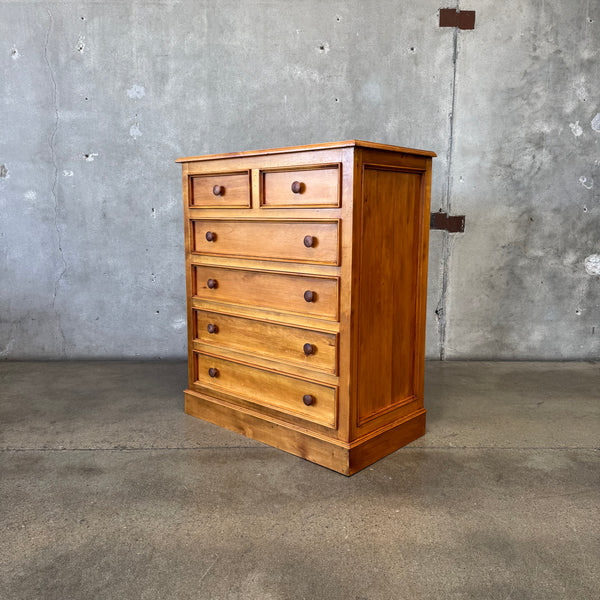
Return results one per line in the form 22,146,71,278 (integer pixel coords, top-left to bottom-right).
177,140,435,475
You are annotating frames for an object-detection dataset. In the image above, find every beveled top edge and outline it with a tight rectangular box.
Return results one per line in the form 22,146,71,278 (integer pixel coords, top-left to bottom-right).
175,140,437,163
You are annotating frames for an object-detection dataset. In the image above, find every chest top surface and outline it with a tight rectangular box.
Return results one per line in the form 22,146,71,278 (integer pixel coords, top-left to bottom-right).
176,139,436,163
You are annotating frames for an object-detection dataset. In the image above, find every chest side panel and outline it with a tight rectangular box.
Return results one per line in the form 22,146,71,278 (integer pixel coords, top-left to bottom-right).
356,166,425,425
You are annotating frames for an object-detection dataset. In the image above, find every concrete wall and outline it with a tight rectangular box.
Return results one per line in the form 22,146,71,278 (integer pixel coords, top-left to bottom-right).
0,0,598,360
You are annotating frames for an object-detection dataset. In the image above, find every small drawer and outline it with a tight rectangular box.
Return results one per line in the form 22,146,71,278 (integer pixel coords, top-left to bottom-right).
194,352,337,428
194,309,338,374
261,165,340,208
192,266,339,320
190,172,250,208
191,220,339,265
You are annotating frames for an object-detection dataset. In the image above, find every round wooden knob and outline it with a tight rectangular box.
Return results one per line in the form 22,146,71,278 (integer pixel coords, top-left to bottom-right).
207,323,218,334
303,235,315,248
208,367,219,378
303,394,314,406
205,231,216,242
212,185,224,196
291,181,303,194
303,343,314,356
207,278,218,289
303,290,315,303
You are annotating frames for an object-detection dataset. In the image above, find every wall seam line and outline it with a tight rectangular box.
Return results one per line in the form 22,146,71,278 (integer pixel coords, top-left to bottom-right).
44,7,67,358
438,7,460,361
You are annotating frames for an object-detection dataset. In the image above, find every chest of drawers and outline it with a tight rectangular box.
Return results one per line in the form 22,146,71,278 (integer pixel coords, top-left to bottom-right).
177,140,435,475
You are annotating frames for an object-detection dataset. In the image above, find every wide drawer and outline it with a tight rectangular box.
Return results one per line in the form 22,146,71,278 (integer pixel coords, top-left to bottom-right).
194,309,338,374
191,220,339,265
192,265,339,320
190,172,250,208
261,165,340,207
193,352,337,428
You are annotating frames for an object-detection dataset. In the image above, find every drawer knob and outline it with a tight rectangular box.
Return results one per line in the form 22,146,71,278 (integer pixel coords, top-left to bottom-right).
212,185,224,196
207,278,218,289
303,343,314,356
208,367,219,378
303,394,314,406
291,181,303,194
207,323,218,334
303,235,315,248
303,290,315,303
205,231,216,242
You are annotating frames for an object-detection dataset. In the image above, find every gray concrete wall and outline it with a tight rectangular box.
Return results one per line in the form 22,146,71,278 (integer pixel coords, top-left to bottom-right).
0,0,598,360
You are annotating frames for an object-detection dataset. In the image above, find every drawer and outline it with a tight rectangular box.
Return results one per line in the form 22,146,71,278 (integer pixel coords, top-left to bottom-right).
261,165,340,208
192,265,339,320
194,309,338,374
190,172,250,208
193,352,337,428
191,220,340,265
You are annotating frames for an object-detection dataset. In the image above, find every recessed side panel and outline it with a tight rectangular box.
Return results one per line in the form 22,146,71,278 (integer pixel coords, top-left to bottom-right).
356,166,424,426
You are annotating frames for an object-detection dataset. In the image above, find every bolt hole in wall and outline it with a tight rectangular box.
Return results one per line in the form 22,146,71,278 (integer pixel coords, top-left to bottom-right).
584,255,600,275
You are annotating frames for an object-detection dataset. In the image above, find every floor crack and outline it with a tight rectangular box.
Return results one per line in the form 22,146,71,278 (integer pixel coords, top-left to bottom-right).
44,7,67,358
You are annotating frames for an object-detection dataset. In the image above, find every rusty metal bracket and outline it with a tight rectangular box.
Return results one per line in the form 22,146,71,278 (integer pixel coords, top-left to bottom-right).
439,8,476,30
430,210,465,233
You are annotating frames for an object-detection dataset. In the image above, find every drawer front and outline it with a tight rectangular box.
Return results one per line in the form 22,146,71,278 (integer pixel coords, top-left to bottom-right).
190,172,250,208
261,166,340,207
193,266,339,320
192,220,339,265
194,309,338,374
194,352,337,428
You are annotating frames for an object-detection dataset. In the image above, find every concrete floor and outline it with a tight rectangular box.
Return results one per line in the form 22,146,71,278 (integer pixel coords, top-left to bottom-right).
0,361,598,600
